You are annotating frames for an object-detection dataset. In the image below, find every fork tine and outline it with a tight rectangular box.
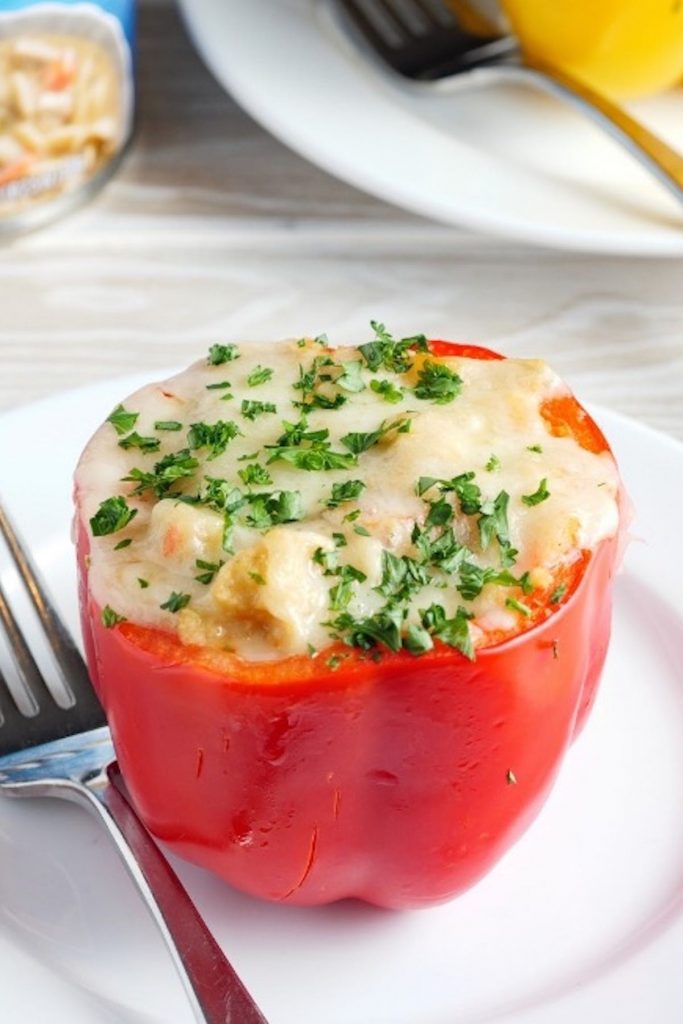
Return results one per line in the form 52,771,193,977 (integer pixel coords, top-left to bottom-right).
0,501,98,709
0,579,47,715
0,501,105,741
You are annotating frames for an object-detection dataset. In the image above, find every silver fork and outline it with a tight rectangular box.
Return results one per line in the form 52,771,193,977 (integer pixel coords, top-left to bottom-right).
0,500,269,1024
333,0,683,208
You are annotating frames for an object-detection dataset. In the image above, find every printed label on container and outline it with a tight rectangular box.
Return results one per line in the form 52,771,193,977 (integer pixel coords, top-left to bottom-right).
0,1,135,221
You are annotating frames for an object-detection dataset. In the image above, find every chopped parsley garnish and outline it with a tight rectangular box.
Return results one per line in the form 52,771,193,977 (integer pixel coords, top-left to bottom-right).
238,462,273,487
118,431,160,454
353,524,370,537
336,360,366,393
187,420,242,460
417,472,481,515
329,565,367,612
292,355,347,411
370,379,404,404
90,496,138,536
101,605,126,628
137,578,149,589
154,420,183,431
527,444,543,454
160,592,191,613
113,538,132,551
425,496,453,529
456,562,519,601
324,479,366,509
331,605,405,653
266,422,356,471
205,380,231,390
248,572,266,586
107,404,138,436
478,490,514,563
208,343,240,365
414,360,463,405
243,490,304,529
195,559,223,585
485,454,501,472
358,321,428,374
522,479,551,506
412,524,466,574
241,399,277,421
404,624,433,655
246,365,274,387
420,603,474,660
549,583,567,604
506,597,532,617
375,551,428,603
123,449,199,498
340,414,410,455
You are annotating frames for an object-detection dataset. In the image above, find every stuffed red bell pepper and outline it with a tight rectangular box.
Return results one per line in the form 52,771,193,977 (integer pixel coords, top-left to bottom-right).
74,326,624,909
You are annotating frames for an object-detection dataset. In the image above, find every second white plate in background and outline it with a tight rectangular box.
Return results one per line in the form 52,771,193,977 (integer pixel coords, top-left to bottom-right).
179,0,683,255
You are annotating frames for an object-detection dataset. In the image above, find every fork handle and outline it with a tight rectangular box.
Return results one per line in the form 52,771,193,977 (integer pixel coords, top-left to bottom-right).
83,763,269,1024
500,54,683,207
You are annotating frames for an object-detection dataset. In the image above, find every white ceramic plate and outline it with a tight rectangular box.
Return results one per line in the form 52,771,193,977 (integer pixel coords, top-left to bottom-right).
1,372,683,1024
178,0,683,255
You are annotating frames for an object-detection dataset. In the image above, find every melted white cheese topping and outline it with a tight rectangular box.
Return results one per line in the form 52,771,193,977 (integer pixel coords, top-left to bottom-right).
76,339,620,660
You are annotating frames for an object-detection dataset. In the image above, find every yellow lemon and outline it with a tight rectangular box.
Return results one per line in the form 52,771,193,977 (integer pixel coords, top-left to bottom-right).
500,0,683,98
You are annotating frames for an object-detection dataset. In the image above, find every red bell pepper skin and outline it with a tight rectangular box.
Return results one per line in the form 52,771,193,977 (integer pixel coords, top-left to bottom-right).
76,342,622,909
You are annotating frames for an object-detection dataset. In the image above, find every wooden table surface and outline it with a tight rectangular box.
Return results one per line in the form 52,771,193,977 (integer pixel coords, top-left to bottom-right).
1,0,682,442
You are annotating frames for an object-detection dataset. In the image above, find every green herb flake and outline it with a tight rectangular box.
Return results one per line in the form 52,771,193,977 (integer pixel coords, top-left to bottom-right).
336,360,366,394
90,496,138,537
187,420,242,460
246,365,274,388
195,559,224,585
243,490,304,529
154,420,183,432
478,490,511,555
205,380,232,390
420,603,474,660
123,449,199,498
404,624,434,655
238,462,273,487
248,572,266,586
160,592,191,613
267,440,356,472
527,444,543,454
208,343,240,366
522,478,551,507
107,404,139,436
486,454,501,472
353,525,371,537
358,321,428,374
549,583,567,604
113,538,132,551
241,399,277,421
414,360,463,405
101,605,126,628
331,605,405,653
370,379,404,404
425,497,453,529
506,597,532,617
137,578,149,589
324,479,366,509
118,431,161,454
